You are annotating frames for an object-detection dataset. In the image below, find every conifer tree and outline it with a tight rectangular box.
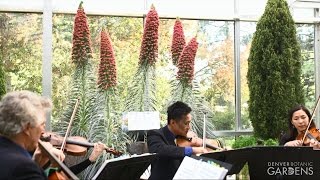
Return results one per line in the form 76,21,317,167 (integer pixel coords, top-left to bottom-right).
247,0,304,139
0,61,5,99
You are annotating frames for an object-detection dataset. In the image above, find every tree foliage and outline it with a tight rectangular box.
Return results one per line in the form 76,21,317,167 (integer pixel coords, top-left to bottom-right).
247,0,304,139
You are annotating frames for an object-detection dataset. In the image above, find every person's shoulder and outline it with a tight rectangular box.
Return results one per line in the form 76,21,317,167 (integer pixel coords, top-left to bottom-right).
0,150,46,180
13,160,46,180
279,133,292,145
147,127,164,136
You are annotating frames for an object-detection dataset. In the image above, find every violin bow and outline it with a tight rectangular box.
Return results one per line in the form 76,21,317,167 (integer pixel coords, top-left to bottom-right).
60,98,80,151
302,96,320,143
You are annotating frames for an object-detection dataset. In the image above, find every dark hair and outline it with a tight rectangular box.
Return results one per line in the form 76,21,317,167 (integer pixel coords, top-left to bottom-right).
286,105,314,141
167,101,192,124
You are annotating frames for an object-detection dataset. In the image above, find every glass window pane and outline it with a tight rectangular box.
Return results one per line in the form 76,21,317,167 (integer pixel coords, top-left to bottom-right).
240,21,256,130
197,21,235,131
157,19,235,130
296,24,315,108
0,13,43,93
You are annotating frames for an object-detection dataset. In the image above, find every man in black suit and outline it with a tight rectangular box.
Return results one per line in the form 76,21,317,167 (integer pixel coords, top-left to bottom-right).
0,91,52,180
147,101,207,180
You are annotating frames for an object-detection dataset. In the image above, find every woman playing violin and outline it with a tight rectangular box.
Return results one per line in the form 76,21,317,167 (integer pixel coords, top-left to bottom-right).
279,105,320,149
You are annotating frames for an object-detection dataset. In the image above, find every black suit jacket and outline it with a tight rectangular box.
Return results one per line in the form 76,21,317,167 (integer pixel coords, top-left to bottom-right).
0,137,47,180
147,126,185,180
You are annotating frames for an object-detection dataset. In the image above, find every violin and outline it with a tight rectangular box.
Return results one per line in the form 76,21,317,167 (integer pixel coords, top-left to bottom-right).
176,131,224,151
38,140,79,180
296,127,320,146
41,132,122,156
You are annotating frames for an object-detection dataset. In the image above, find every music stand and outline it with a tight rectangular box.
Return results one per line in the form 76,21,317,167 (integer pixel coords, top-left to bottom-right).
92,153,156,180
201,146,320,179
192,155,233,172
200,147,250,175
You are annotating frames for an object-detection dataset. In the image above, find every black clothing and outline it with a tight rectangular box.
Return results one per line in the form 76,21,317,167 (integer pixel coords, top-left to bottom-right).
147,126,185,180
0,136,47,180
279,133,294,145
69,159,93,175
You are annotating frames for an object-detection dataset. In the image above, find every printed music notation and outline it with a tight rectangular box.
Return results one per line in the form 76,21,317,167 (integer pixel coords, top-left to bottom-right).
173,156,228,180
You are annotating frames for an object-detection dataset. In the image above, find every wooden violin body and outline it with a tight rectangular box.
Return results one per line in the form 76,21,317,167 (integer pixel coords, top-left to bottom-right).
41,132,122,156
176,131,224,151
296,127,320,146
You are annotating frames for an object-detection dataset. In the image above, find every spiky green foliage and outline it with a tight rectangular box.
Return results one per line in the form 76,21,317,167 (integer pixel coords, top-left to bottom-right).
247,0,304,139
170,37,216,138
81,91,130,179
125,5,159,112
170,80,216,138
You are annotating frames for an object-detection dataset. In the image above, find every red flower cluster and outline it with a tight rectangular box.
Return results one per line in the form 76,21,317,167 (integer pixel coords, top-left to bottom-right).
171,18,186,65
177,37,198,84
138,5,159,66
71,2,92,65
98,29,117,90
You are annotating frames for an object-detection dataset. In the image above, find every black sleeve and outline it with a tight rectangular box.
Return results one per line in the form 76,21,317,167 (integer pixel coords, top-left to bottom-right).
147,129,185,159
69,158,93,175
279,133,292,145
14,161,47,180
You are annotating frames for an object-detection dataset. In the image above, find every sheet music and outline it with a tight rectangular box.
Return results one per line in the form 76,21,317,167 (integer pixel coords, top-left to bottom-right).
124,111,160,131
173,156,228,180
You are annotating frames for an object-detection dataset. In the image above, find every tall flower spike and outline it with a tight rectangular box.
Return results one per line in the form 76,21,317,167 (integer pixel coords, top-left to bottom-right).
177,37,198,84
98,29,117,90
171,17,186,66
71,1,92,65
138,5,159,66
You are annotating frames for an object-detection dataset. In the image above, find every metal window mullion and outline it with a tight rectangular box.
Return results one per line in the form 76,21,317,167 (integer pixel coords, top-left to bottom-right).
42,0,53,131
234,0,241,131
314,8,320,128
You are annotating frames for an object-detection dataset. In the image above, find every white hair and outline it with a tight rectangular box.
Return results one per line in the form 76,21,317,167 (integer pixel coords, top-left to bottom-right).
0,90,52,137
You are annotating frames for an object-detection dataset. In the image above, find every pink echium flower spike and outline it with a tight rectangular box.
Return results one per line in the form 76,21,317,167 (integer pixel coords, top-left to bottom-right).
98,29,117,90
138,5,159,66
177,37,198,84
171,17,186,66
71,1,93,65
